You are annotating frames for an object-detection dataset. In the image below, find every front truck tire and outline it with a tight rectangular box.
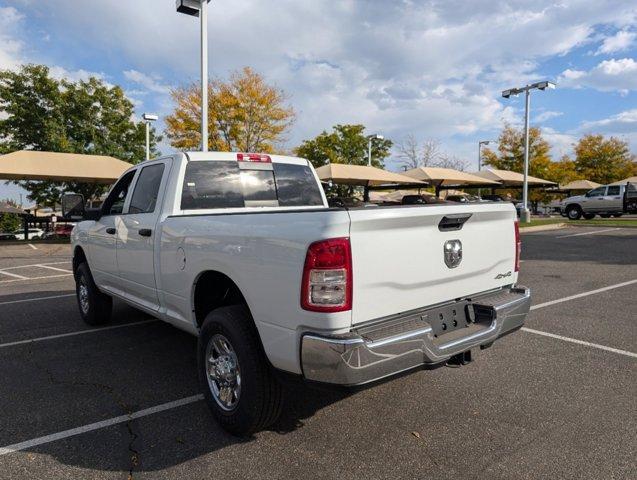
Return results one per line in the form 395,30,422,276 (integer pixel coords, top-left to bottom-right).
75,262,113,326
198,305,283,437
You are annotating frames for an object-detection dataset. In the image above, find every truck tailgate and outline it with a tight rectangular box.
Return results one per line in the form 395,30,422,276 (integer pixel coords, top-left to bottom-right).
347,203,518,326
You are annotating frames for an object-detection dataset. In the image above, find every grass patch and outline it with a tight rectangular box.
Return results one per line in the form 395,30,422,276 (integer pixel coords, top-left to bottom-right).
519,218,565,228
519,217,637,228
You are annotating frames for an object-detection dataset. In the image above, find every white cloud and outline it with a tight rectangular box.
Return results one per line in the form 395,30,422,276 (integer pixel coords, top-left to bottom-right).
48,65,108,84
579,108,637,134
534,110,563,122
123,70,171,94
0,7,25,70
595,30,636,55
559,58,637,94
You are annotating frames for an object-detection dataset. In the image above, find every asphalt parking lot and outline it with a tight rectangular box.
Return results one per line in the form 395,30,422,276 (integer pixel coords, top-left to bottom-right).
0,227,635,480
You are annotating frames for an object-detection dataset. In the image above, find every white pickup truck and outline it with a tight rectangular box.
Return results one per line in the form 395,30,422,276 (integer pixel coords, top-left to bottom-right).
65,152,530,435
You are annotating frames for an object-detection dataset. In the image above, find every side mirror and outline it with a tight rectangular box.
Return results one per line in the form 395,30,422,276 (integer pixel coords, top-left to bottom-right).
61,193,86,220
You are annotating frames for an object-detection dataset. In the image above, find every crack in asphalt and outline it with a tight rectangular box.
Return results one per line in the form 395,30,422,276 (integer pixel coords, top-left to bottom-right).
26,342,141,478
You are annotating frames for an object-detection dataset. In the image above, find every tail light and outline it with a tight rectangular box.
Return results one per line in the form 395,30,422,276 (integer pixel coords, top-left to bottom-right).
514,220,521,272
301,237,352,312
237,153,271,163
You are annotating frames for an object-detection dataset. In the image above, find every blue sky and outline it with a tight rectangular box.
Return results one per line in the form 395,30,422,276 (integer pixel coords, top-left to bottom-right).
1,0,636,204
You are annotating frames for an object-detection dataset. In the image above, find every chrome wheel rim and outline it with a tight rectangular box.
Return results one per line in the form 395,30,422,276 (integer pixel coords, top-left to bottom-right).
78,279,90,315
205,334,241,411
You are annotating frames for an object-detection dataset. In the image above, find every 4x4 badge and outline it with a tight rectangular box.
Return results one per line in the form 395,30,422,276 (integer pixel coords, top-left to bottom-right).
495,271,512,279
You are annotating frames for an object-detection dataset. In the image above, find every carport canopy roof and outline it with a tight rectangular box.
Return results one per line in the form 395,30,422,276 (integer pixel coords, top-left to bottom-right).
403,166,500,187
559,179,601,190
608,176,637,186
0,150,133,184
315,163,425,186
471,168,556,186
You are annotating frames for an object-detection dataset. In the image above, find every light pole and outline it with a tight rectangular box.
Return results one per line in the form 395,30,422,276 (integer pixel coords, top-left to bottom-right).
478,140,496,171
142,113,158,160
367,134,384,166
176,0,211,152
502,81,556,223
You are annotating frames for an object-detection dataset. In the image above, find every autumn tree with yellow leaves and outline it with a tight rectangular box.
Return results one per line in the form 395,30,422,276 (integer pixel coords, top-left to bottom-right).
573,134,635,184
165,67,295,153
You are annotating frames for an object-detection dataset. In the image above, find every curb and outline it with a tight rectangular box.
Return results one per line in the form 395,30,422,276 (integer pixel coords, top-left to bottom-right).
519,223,566,233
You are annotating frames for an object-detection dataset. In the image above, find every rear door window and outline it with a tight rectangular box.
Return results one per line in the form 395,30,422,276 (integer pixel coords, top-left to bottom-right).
129,163,165,214
606,186,620,196
181,160,324,210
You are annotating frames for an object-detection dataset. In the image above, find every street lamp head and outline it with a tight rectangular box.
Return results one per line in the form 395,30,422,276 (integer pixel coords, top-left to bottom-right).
175,0,210,17
142,113,158,122
368,133,384,140
536,81,556,90
502,89,514,99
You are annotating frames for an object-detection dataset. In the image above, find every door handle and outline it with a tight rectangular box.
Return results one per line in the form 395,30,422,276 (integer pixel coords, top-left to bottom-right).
106,228,116,235
138,228,152,237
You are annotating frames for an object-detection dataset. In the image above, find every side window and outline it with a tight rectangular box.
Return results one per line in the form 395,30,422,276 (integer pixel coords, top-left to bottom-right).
129,164,165,214
606,186,620,196
101,171,136,216
587,187,606,198
181,161,244,209
273,163,324,206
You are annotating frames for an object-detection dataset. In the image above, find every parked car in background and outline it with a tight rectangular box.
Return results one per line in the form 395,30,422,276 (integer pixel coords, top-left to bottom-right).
0,232,17,241
43,223,75,239
446,195,482,203
401,194,446,205
67,151,530,436
560,184,628,220
12,228,45,240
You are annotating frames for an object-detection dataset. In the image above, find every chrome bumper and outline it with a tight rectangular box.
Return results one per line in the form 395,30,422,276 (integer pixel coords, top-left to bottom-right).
301,285,531,385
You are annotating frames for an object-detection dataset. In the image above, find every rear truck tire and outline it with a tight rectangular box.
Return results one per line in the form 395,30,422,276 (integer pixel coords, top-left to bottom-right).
566,205,582,220
75,262,112,326
583,213,595,220
612,214,623,218
198,305,283,437
600,214,611,218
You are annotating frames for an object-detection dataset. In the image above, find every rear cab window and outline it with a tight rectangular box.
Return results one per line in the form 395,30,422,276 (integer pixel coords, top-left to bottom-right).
180,155,325,211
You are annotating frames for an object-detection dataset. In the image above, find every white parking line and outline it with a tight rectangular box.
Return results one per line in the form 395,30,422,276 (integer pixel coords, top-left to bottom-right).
556,228,620,238
529,279,637,311
0,293,76,306
0,270,28,280
28,244,37,250
0,274,73,284
34,264,73,273
521,327,637,358
0,320,157,348
0,394,204,456
1,261,69,271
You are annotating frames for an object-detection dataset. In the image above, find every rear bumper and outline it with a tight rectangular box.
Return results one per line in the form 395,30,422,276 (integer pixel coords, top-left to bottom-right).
301,285,530,385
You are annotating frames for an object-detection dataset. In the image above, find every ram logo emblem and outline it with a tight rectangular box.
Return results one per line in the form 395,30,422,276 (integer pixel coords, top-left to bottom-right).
443,239,462,268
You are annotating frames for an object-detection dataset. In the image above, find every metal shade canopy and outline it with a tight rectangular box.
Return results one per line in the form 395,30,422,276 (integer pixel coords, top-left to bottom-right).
403,167,500,187
316,163,425,186
0,201,27,215
559,179,601,190
0,151,133,184
471,168,556,187
608,176,637,186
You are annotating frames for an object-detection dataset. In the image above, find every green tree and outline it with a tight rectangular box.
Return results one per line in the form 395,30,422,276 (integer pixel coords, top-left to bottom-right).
0,199,21,233
0,64,161,207
482,124,553,211
295,124,393,169
165,67,295,153
573,134,634,184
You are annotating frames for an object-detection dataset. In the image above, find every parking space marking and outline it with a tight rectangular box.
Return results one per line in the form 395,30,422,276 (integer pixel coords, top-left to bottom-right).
34,264,73,273
521,327,637,358
529,279,637,311
28,244,37,250
0,394,204,456
1,261,69,271
556,228,620,238
0,293,76,306
0,274,73,284
0,270,28,280
0,320,157,349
